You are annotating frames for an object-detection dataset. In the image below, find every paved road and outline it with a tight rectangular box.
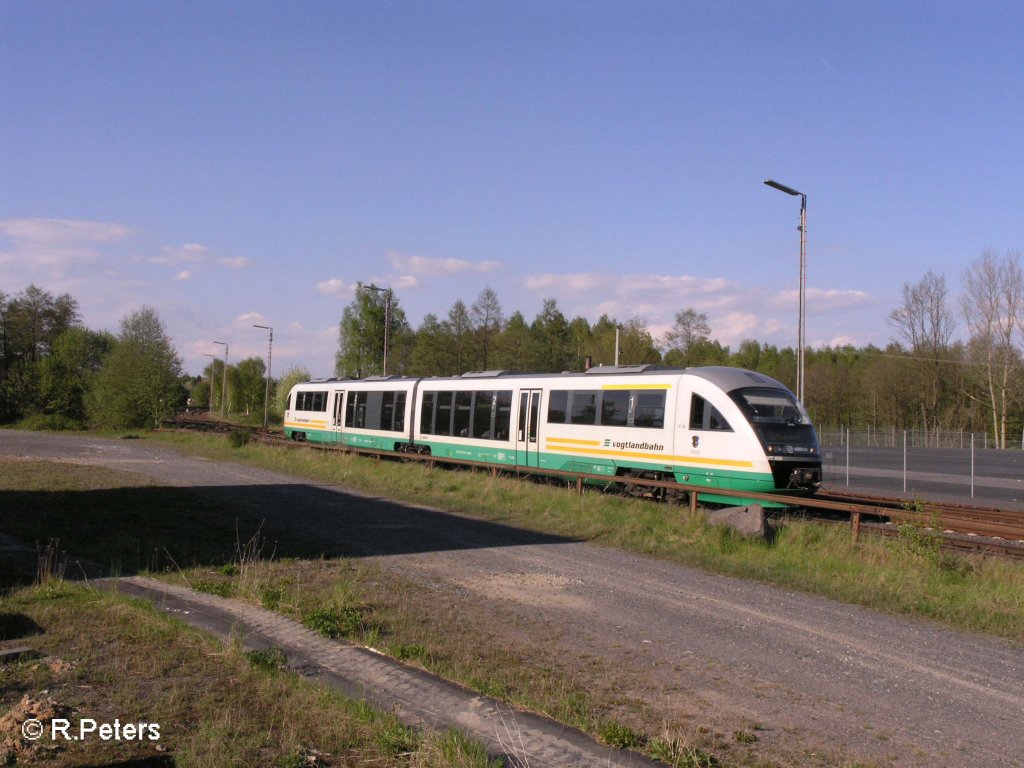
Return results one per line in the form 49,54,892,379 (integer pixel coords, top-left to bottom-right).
2,431,1023,767
822,444,1024,509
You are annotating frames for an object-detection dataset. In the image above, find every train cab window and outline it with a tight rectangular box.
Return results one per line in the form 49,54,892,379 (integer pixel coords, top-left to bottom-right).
632,392,665,428
570,391,599,425
547,391,568,424
600,390,629,426
690,394,732,431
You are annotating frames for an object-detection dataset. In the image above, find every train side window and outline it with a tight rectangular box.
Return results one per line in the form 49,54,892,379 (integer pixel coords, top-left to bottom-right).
435,392,453,435
689,394,732,431
311,391,326,412
345,392,360,427
394,392,407,432
494,391,512,440
364,391,383,429
600,390,629,427
473,391,494,438
570,391,599,425
454,391,472,437
420,392,435,434
632,391,665,428
547,391,568,424
381,392,395,430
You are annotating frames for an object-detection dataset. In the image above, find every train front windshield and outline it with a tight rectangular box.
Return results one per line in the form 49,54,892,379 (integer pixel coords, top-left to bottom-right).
733,387,819,460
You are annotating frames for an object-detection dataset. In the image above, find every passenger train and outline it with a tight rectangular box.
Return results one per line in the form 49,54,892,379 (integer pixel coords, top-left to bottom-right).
284,365,821,503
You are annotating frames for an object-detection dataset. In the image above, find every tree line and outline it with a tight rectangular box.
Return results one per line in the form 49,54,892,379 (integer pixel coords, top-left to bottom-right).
4,248,1023,441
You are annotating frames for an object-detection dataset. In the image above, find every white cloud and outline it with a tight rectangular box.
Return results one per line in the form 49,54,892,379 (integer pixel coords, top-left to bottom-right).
0,218,132,244
152,243,210,265
316,278,352,297
767,287,873,313
0,217,133,266
219,256,251,269
236,311,266,324
386,251,502,275
175,271,192,281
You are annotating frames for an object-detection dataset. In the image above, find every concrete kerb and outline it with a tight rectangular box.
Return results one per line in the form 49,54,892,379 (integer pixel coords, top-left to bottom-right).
104,576,663,768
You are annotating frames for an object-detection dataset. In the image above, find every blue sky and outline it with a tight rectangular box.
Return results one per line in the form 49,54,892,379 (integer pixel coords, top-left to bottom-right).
3,1,1023,377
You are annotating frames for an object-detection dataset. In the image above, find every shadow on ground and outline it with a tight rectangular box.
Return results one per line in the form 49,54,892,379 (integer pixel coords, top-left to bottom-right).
0,482,574,588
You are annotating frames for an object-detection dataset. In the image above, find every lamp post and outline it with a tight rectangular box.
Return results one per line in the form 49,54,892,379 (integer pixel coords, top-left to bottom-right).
202,353,216,415
252,324,273,428
365,284,392,375
213,340,229,418
763,179,807,403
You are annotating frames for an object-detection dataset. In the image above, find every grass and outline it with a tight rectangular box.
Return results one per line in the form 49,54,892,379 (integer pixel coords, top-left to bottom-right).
0,582,500,767
4,433,1024,767
148,431,1024,641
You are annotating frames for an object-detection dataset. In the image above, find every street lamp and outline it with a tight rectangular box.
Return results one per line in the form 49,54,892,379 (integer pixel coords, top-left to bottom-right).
252,324,273,428
763,179,807,403
365,284,392,375
202,353,216,415
213,340,229,418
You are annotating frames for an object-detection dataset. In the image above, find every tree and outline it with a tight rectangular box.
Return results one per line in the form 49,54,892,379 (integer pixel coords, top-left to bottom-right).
491,312,531,370
234,357,267,417
38,327,115,425
662,308,712,366
335,284,409,377
88,307,184,428
889,270,957,442
470,287,504,370
526,299,573,372
274,365,311,416
961,250,1024,448
0,285,81,420
447,300,474,373
409,313,455,376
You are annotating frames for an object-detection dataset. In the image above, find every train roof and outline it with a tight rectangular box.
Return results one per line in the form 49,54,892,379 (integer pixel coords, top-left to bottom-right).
296,365,792,394
687,366,791,394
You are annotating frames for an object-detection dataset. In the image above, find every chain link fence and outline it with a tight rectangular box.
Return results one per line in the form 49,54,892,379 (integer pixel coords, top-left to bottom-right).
817,426,1024,451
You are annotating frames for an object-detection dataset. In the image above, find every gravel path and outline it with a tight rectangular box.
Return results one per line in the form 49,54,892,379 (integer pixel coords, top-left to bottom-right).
3,430,1022,767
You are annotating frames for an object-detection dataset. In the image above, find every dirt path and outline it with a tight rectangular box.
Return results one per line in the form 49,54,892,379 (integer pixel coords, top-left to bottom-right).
3,431,1023,767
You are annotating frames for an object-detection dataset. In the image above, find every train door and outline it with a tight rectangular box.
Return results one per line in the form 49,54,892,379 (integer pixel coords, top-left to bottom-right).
330,389,345,444
516,389,542,467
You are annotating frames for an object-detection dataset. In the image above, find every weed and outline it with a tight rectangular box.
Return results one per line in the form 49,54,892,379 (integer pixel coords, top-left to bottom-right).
375,723,419,756
194,580,235,598
245,646,288,672
228,428,254,448
260,583,287,610
392,642,429,662
302,606,364,638
598,718,642,749
734,729,758,744
36,538,66,588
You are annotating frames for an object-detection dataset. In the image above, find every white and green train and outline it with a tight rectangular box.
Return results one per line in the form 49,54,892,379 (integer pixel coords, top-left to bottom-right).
284,365,821,503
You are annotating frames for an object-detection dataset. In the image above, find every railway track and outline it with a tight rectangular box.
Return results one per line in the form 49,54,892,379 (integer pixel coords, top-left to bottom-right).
164,415,1024,558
